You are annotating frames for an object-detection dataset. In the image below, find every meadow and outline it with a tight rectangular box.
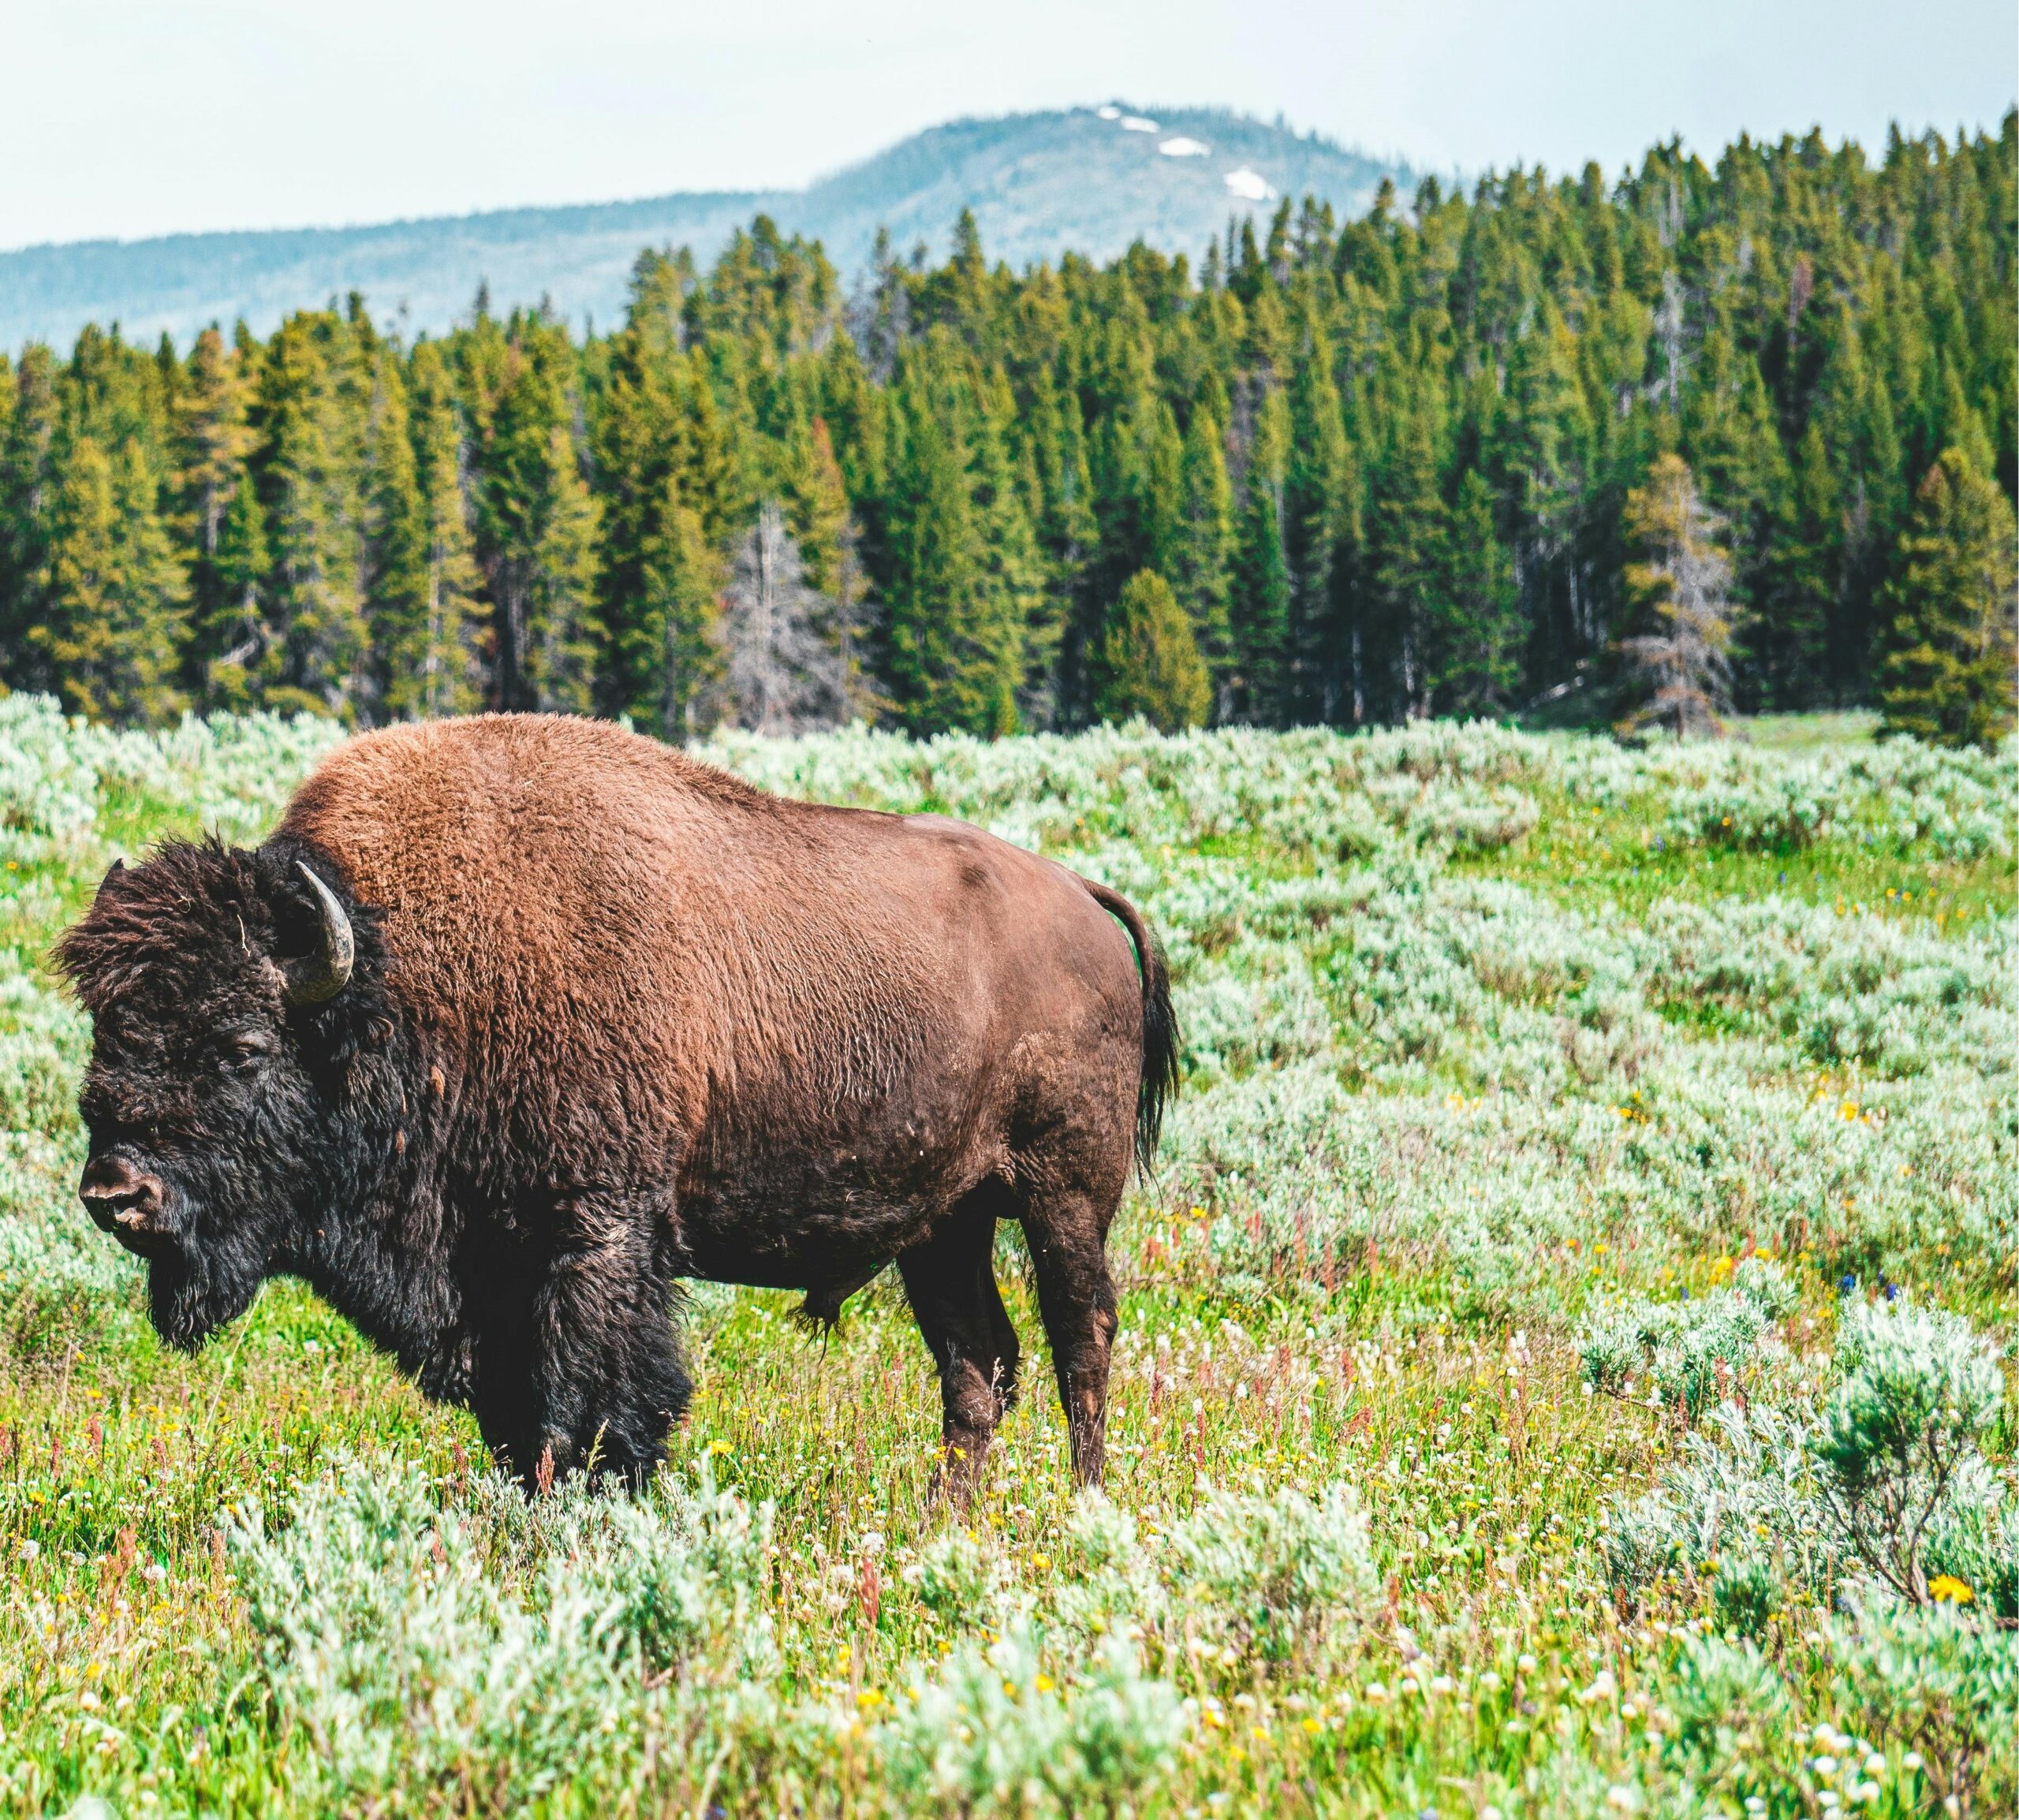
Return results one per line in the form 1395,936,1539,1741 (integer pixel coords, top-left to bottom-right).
0,694,2013,1818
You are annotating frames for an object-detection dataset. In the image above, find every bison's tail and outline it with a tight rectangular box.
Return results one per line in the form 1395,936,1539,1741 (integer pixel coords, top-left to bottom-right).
1081,879,1180,1175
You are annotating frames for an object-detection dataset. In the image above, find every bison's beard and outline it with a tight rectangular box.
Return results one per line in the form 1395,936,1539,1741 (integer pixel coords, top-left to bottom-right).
147,1231,267,1352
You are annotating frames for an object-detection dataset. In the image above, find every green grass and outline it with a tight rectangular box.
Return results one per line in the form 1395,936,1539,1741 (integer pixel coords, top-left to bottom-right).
1448,770,2013,926
0,1251,1674,1814
0,707,2013,1815
1729,712,1882,751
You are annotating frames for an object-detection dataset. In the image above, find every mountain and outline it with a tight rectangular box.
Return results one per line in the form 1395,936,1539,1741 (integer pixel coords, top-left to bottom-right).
780,106,1405,276
0,106,1407,351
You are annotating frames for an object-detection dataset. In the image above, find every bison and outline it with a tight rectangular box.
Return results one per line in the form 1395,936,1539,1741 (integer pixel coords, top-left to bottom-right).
57,714,1176,1494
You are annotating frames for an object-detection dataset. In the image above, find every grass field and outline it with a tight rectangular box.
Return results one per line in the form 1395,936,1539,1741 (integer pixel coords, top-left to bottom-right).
0,696,2013,1818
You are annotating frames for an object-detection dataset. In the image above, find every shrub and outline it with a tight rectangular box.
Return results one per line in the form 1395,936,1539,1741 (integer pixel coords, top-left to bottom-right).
1659,1634,1800,1808
1607,1400,1832,1612
1818,1300,2006,1605
0,696,101,862
879,1628,1185,1818
229,1456,784,1811
1607,1300,2015,1638
1829,1600,2019,1812
1577,1259,1794,1418
1164,1480,1378,1671
1667,770,1831,849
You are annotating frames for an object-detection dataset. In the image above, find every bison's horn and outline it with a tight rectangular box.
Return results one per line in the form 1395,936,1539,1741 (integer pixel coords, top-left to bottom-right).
285,861,354,1005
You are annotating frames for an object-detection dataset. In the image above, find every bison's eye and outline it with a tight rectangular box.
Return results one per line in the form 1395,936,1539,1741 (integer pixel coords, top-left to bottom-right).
221,1029,277,1071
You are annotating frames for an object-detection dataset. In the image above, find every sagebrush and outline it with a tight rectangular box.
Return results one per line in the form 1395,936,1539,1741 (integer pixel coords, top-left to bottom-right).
0,696,2013,1815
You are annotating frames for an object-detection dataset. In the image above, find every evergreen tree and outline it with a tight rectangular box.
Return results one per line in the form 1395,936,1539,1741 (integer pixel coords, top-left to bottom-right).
1170,404,1236,710
360,348,426,725
1878,446,2017,748
257,311,372,717
173,326,256,700
1,114,2012,733
776,412,846,592
1681,326,1790,699
1368,370,1450,720
1140,401,1184,583
521,423,601,715
1434,470,1521,714
29,438,188,722
380,343,484,719
879,340,1026,737
1095,569,1211,731
1749,420,1840,709
1283,308,1349,718
468,313,599,712
606,469,719,739
971,370,1047,725
592,254,748,726
881,367,975,733
204,469,271,710
0,347,59,692
1493,297,1592,675
1024,365,1100,721
1231,390,1291,722
778,414,875,718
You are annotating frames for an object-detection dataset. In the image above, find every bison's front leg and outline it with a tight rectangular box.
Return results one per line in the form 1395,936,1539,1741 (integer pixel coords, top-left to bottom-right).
476,1196,690,1488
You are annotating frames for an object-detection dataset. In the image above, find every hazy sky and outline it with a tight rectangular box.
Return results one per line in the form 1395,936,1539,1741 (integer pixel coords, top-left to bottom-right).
5,0,2013,249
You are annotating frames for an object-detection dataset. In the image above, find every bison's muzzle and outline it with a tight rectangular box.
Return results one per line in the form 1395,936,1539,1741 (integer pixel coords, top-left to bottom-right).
79,1153,171,1251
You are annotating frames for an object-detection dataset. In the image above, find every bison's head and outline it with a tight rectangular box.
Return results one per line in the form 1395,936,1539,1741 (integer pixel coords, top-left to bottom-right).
54,839,368,1350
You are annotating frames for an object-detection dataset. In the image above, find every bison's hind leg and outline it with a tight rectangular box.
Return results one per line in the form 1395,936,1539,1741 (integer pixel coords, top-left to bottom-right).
1015,1163,1126,1490
897,1184,1020,1505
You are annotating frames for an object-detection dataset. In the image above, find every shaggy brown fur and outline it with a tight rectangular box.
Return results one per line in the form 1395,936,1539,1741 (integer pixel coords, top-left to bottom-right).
59,714,1176,1493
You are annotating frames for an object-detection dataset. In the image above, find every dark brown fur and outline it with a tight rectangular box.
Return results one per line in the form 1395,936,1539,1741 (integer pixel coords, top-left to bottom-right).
58,714,1176,1493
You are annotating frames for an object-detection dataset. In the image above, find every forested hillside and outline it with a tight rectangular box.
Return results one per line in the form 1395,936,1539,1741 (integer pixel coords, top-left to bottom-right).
1,117,2013,744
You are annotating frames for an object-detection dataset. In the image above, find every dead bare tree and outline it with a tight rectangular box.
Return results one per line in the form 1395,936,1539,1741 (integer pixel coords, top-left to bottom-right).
1617,453,1734,739
715,502,852,733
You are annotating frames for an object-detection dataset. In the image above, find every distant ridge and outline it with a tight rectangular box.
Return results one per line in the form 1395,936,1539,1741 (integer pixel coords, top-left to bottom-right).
0,106,1408,350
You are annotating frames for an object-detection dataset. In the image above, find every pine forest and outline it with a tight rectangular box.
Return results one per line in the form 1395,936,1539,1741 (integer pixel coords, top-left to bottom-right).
2,117,2013,746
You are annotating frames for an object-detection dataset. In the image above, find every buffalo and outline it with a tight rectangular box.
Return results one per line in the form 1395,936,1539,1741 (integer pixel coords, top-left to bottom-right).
57,714,1176,1494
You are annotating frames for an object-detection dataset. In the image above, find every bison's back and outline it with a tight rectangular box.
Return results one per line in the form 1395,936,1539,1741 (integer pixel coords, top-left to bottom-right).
275,716,1142,1239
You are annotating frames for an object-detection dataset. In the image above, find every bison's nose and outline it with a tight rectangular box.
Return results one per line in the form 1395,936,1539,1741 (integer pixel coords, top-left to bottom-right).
79,1156,166,1235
